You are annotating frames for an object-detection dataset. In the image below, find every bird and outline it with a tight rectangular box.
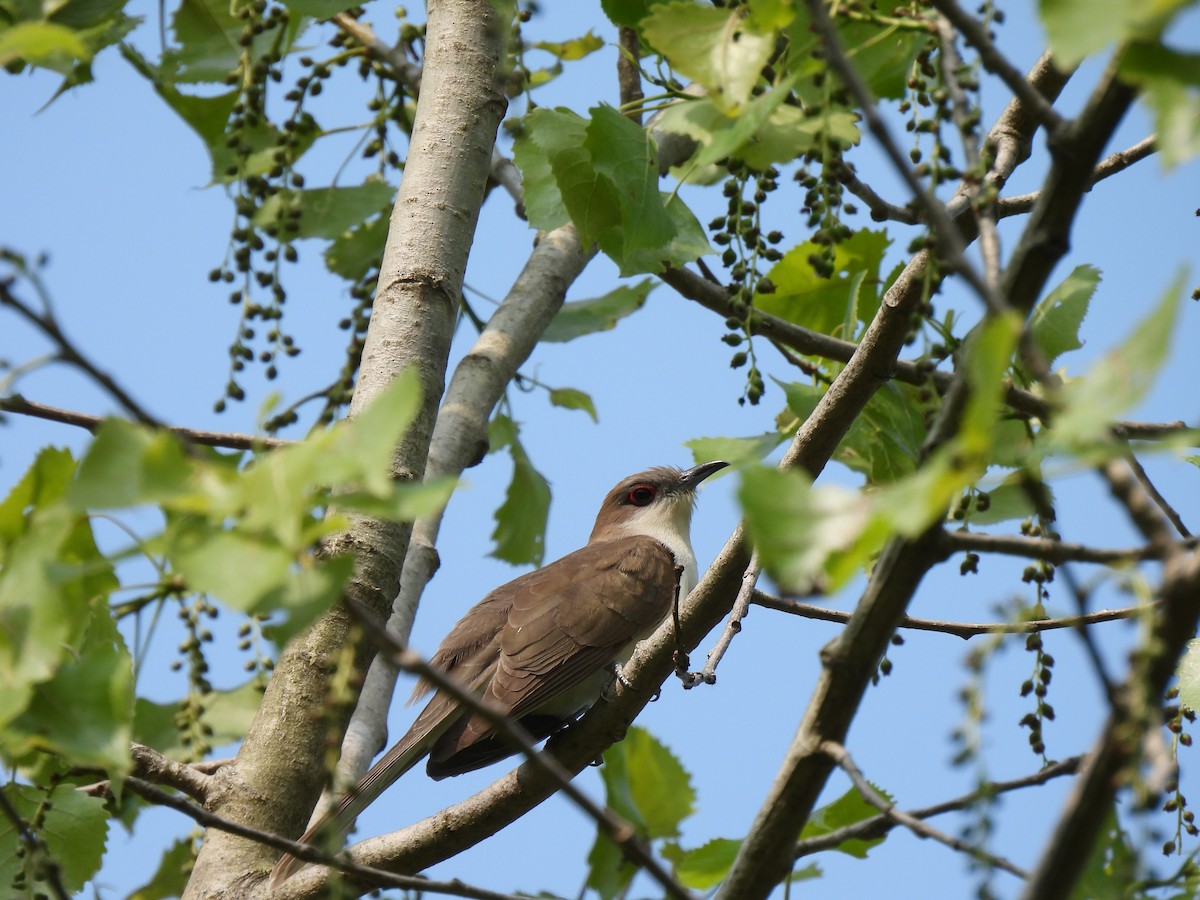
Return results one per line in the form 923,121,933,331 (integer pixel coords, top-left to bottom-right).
269,460,728,886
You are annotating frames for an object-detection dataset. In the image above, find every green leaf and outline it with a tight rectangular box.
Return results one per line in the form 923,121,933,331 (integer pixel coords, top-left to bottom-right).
129,838,195,900
7,599,133,773
70,419,194,509
1022,264,1098,379
542,280,655,342
161,0,243,83
1068,806,1138,900
585,105,676,265
489,417,552,566
133,679,266,760
514,107,710,274
324,214,389,281
781,379,928,484
802,785,892,858
622,727,695,838
0,783,108,894
740,466,887,592
601,0,663,27
643,2,775,114
671,837,742,890
253,180,395,240
549,388,598,422
1053,270,1185,447
758,230,890,337
686,432,786,467
512,107,582,233
1178,638,1200,713
1039,0,1191,67
533,31,605,60
949,476,1053,526
0,21,90,66
0,483,115,734
0,446,76,550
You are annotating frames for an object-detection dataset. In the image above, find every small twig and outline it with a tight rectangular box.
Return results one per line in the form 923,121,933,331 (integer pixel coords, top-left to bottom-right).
671,564,692,684
343,603,696,900
679,553,761,689
927,0,1064,132
997,134,1158,219
121,777,531,900
0,279,163,429
1099,458,1176,553
753,591,1153,641
1121,449,1191,538
940,528,1194,564
837,162,920,224
332,13,421,87
1057,564,1118,704
0,395,290,451
77,743,214,801
934,16,1001,288
821,740,1030,879
794,755,1083,858
0,787,71,900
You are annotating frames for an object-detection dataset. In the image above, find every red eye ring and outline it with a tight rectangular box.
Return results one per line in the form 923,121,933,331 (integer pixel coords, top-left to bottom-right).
627,484,656,507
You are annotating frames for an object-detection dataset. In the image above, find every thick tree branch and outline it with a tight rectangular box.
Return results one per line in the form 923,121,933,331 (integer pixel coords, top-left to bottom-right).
182,2,509,897
1020,491,1200,898
124,777,531,900
720,41,1085,900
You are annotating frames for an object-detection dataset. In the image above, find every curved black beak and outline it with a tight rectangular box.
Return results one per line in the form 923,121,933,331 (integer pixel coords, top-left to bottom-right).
678,460,729,490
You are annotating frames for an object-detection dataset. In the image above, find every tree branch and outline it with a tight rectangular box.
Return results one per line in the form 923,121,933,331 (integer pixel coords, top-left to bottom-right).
0,275,163,429
794,755,1083,858
822,740,1029,879
940,528,1194,564
124,777,533,900
183,2,510,896
753,591,1153,640
0,395,289,450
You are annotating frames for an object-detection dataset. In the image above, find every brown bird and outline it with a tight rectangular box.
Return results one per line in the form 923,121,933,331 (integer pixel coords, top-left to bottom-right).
269,460,727,886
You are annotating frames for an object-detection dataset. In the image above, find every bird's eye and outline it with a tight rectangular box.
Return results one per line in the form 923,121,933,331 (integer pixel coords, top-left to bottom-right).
627,484,656,507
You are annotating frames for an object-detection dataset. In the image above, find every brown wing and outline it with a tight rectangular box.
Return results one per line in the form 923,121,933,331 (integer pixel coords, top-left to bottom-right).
427,535,677,776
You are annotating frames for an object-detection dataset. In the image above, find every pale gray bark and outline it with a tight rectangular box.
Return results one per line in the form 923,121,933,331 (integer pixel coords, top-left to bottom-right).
180,2,507,896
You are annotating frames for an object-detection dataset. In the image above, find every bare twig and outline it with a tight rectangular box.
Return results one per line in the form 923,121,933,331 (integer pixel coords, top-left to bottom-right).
77,743,215,801
753,591,1152,640
940,528,1194,564
822,740,1029,879
681,552,761,688
122,777,532,900
332,13,421,87
838,162,920,224
0,395,289,451
1121,449,1191,538
0,279,163,429
795,755,1083,858
927,0,1064,131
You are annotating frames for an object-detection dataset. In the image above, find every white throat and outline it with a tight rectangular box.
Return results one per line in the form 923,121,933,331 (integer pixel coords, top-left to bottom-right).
608,499,700,596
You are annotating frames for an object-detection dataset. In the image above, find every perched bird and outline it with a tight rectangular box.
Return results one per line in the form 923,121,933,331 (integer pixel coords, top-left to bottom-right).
269,460,728,886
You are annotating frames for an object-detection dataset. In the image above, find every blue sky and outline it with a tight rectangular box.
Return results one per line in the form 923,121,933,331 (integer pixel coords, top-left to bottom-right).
5,1,1200,897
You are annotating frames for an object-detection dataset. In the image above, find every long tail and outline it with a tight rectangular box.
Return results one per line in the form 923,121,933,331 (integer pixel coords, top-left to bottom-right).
267,699,458,888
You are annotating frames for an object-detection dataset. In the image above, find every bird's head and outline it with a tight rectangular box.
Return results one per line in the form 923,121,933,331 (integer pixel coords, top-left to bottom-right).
589,460,727,545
